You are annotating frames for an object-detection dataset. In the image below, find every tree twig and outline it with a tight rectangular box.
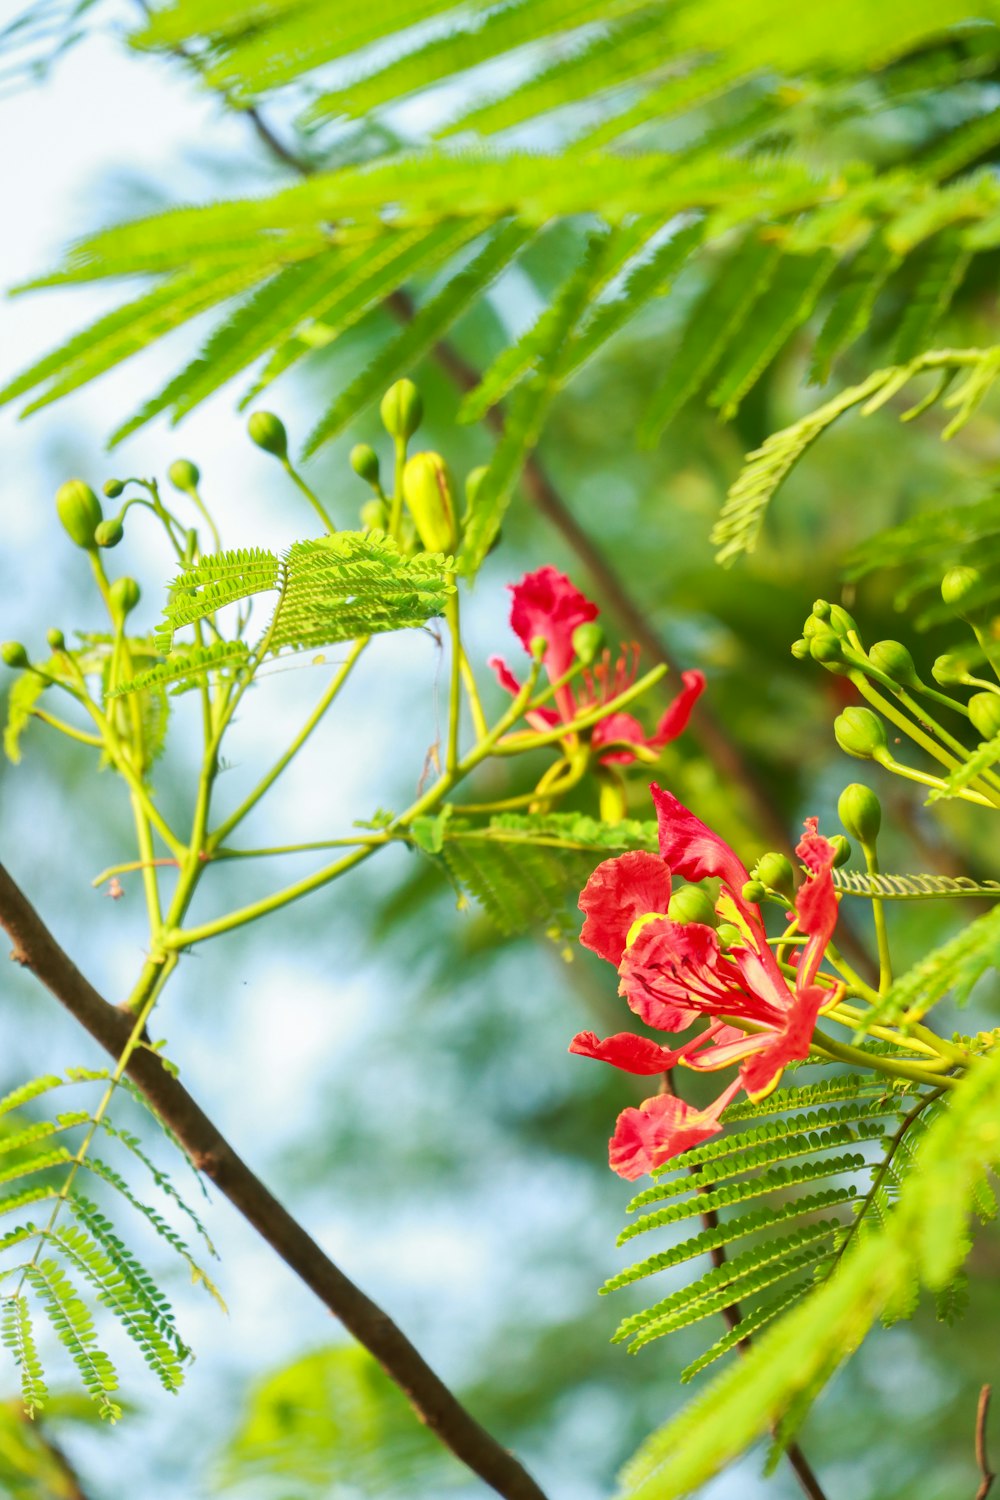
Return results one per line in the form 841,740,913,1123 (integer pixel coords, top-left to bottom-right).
0,863,549,1500
977,1385,995,1500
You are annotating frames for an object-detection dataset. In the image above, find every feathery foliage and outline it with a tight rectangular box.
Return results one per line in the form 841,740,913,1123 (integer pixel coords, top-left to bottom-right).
615,1046,1000,1499
0,1071,219,1419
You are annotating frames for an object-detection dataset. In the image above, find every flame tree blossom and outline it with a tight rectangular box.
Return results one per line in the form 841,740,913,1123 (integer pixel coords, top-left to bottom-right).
489,566,704,765
570,785,841,1179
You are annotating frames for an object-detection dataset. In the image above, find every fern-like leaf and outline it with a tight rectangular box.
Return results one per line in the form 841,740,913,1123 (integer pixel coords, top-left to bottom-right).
0,1295,48,1417
833,868,1000,899
110,642,251,699
22,1261,120,1421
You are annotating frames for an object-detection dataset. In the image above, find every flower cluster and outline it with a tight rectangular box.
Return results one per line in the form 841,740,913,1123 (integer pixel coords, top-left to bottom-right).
570,785,841,1179
490,566,704,765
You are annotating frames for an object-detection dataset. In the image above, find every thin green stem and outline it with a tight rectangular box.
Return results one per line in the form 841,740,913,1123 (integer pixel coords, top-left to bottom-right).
492,664,667,754
811,1028,959,1088
29,709,103,747
879,754,994,807
208,638,369,849
856,675,1000,805
459,648,489,742
860,840,893,994
389,436,406,539
444,594,462,776
130,791,163,933
282,459,336,534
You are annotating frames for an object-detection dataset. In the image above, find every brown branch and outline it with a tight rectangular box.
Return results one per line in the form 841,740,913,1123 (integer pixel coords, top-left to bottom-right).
977,1385,995,1500
0,863,548,1500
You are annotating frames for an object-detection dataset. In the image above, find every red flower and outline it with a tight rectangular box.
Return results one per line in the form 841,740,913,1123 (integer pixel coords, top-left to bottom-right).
489,566,704,764
570,786,841,1179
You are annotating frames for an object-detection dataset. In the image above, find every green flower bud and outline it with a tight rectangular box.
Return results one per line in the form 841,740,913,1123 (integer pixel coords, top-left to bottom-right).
401,451,457,553
868,639,918,687
1,641,29,670
168,459,200,492
827,603,858,636
932,653,968,686
56,479,103,550
811,599,831,621
742,879,767,904
838,782,882,844
941,566,981,610
248,411,289,460
834,706,889,761
94,517,124,548
350,444,381,486
360,498,390,532
103,478,125,499
110,577,141,618
529,635,548,661
968,691,1000,740
809,628,844,665
380,379,423,442
829,834,851,868
790,637,810,660
572,622,605,666
756,851,795,897
667,884,719,927
716,923,742,952
46,628,66,653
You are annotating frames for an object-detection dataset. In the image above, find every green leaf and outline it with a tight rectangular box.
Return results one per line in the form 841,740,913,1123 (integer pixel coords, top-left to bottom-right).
23,1261,120,1422
639,235,783,445
860,904,1000,1030
809,234,901,384
892,232,970,363
302,221,532,455
110,641,251,699
1,1296,48,1418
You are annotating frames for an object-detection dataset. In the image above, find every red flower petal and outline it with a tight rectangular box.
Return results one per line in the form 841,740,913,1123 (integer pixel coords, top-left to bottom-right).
651,670,706,747
620,916,747,1031
578,850,673,966
569,1030,684,1074
508,566,598,681
794,818,839,989
651,783,752,897
488,654,523,698
739,984,827,1100
607,1079,741,1179
592,711,645,765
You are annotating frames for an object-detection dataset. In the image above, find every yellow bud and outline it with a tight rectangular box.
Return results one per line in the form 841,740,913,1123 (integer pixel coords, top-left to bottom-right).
401,451,458,553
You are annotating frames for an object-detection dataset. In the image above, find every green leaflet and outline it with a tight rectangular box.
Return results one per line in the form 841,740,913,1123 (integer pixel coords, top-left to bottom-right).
615,1047,1000,1498
833,868,1000,899
892,232,971,364
111,642,251,699
638,234,783,444
422,812,657,939
302,221,532,455
858,903,1000,1031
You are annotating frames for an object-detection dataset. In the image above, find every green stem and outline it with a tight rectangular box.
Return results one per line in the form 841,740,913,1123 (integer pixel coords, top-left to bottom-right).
493,664,667,754
856,674,1000,805
208,638,369,849
879,754,994,807
29,709,103,747
444,594,462,775
130,791,163,932
459,649,488,742
860,840,893,994
389,436,406,539
282,459,336,534
810,1028,959,1089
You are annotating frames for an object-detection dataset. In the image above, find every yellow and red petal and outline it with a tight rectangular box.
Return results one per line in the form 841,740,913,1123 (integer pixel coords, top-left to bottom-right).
578,850,673,966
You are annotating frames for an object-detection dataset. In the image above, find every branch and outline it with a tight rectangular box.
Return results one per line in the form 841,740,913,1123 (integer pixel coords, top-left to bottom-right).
0,863,548,1500
977,1385,995,1500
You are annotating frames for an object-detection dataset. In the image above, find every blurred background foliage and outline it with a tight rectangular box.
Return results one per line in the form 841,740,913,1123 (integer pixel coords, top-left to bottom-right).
2,3,1000,1498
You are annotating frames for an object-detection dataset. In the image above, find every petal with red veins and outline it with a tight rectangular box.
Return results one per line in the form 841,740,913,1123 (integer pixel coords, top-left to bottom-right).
569,1030,684,1074
651,783,753,898
739,984,827,1100
620,917,743,1030
578,851,672,966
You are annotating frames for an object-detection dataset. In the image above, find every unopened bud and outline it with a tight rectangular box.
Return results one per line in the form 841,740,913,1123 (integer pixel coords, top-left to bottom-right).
941,566,980,611
838,783,882,844
529,635,547,661
401,451,457,553
742,879,767,904
572,622,604,665
968,692,1000,740
667,884,718,927
932,654,970,686
809,628,845,666
168,459,200,492
46,628,66,653
360,498,389,532
756,852,795,897
380,379,422,442
716,923,742,952
110,577,141,618
834,706,888,761
56,479,103,550
247,411,288,460
829,834,851,867
868,639,918,687
1,641,29,670
103,478,125,499
790,637,810,660
350,444,380,486
94,517,124,548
